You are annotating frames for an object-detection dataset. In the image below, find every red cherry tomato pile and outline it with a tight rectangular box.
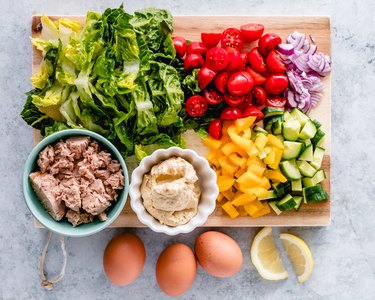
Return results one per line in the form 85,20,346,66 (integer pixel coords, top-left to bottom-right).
173,24,289,140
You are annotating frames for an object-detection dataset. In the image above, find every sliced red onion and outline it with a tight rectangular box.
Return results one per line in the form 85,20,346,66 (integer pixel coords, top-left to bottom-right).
277,43,295,55
309,34,316,44
285,89,298,108
291,52,311,73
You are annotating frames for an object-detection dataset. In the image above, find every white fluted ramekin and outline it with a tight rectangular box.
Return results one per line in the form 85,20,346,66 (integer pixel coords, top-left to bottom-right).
130,147,218,235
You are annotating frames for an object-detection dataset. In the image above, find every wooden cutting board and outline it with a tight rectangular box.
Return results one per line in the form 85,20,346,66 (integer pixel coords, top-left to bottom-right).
32,15,331,227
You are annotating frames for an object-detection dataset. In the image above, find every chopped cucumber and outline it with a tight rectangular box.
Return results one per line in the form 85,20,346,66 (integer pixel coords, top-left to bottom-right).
272,182,285,198
310,147,325,169
252,131,267,139
282,120,301,141
298,144,314,161
264,115,284,128
302,170,326,187
299,119,317,140
312,129,325,148
258,190,277,201
312,119,322,129
254,125,269,135
284,111,293,122
280,160,302,180
303,184,329,203
283,180,292,195
282,141,304,160
291,179,303,195
290,108,309,127
297,161,318,177
304,139,312,146
272,119,283,135
277,194,297,211
269,201,283,215
316,135,325,149
293,196,303,210
263,107,284,118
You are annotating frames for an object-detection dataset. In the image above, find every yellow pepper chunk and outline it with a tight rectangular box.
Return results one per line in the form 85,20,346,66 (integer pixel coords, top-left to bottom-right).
264,151,276,165
242,128,252,140
219,156,239,175
202,136,223,150
259,177,271,190
242,187,269,198
244,199,264,216
222,120,232,137
264,169,287,183
237,205,248,217
254,133,268,150
221,142,248,158
222,189,236,201
228,125,252,153
251,202,271,218
222,201,240,219
229,153,247,169
231,193,256,206
268,148,283,169
234,168,246,178
248,144,259,159
247,164,266,177
217,176,235,192
217,193,224,202
237,171,263,185
235,116,256,132
267,134,284,149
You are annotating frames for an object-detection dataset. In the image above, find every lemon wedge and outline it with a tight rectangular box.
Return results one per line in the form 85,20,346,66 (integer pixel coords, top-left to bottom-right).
250,227,288,280
280,233,314,283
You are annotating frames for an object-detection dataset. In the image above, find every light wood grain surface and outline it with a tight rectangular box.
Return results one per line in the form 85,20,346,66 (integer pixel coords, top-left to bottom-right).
32,15,331,227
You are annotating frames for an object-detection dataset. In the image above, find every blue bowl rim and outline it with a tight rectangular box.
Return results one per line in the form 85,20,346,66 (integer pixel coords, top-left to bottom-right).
22,129,129,237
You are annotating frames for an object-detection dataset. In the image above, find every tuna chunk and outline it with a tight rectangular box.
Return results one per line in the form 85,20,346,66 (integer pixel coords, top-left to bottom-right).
94,169,111,181
54,140,74,161
49,157,74,176
78,165,95,183
105,170,125,190
58,178,81,212
65,136,89,159
108,161,121,173
98,212,107,222
37,145,55,173
81,192,111,215
65,209,93,227
29,172,65,221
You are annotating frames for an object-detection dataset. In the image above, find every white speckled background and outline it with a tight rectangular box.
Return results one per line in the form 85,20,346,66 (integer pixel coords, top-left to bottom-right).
1,0,375,299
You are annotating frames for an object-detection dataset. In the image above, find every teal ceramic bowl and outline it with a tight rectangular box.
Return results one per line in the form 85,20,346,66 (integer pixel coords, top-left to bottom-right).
22,129,129,237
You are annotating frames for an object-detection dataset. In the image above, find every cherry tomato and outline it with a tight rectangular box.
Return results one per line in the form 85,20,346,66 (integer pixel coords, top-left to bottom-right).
245,67,266,86
252,86,267,106
264,74,289,95
204,88,224,105
247,48,267,73
224,93,245,107
242,105,264,122
209,119,223,140
240,23,264,42
197,67,216,90
266,95,287,108
220,107,242,120
185,95,207,117
187,41,208,55
238,52,248,71
172,36,187,58
227,71,254,96
205,47,229,71
201,33,221,48
237,93,253,111
214,71,229,93
225,47,241,71
258,33,282,55
266,50,286,73
221,28,244,51
184,53,204,71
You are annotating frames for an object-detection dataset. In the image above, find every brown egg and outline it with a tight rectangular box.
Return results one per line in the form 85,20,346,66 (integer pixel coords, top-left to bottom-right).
103,233,146,286
195,231,243,278
156,243,197,297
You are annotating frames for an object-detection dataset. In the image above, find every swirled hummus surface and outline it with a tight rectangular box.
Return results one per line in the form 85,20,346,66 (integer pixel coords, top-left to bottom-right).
140,157,201,226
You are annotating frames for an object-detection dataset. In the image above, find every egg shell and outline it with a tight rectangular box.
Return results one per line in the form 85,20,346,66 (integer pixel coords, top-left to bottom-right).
156,243,197,297
195,231,243,278
103,233,146,286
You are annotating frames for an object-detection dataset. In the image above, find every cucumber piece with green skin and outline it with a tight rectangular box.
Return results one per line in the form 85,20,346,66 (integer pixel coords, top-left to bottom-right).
280,160,302,180
291,179,303,195
254,125,269,135
283,120,301,141
304,139,312,146
293,196,303,210
264,115,284,130
263,107,284,118
258,190,277,201
299,119,317,140
312,129,325,148
284,111,293,122
252,131,268,139
298,144,314,161
272,182,285,198
290,108,309,127
312,119,322,129
269,201,283,215
272,119,283,135
310,147,325,169
302,170,326,187
297,161,318,177
283,180,292,195
282,141,304,160
277,194,297,211
302,184,329,203
316,135,325,149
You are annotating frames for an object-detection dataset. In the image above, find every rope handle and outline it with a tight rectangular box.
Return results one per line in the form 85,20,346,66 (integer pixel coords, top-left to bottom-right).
40,231,67,290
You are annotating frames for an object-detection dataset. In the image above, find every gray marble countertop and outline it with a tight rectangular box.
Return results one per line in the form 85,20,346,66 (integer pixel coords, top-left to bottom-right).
1,0,375,299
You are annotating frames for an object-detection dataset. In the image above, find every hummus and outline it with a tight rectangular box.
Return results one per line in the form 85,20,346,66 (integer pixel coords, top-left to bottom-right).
141,157,201,226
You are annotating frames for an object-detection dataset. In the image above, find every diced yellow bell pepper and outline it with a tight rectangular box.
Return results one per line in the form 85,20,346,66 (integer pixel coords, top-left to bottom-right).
242,128,252,140
210,157,220,169
229,153,247,169
217,176,235,192
220,135,232,144
231,193,256,206
259,177,271,190
242,187,269,198
254,133,268,151
244,199,264,216
248,144,259,159
217,193,224,202
247,164,266,177
264,169,288,183
222,201,240,219
222,189,236,201
233,182,241,192
202,136,223,150
219,156,239,175
215,169,221,177
268,148,283,170
221,142,247,158
267,134,284,149
228,125,252,153
235,116,256,132
222,120,232,137
247,156,265,167
237,171,263,185
251,202,271,218
264,151,276,165
234,168,246,178
237,205,248,217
